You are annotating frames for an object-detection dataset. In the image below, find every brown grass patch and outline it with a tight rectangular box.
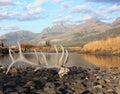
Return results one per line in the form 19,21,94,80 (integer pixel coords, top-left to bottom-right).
81,35,120,55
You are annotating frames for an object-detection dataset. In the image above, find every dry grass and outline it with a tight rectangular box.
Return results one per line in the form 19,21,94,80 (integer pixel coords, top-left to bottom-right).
81,35,120,55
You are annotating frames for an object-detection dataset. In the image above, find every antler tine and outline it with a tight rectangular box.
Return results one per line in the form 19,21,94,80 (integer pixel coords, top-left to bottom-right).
34,67,41,72
34,49,41,65
40,51,48,66
63,50,69,67
17,41,23,57
6,42,39,74
9,48,14,62
54,45,59,66
6,61,15,74
58,45,65,67
17,41,38,66
6,48,16,74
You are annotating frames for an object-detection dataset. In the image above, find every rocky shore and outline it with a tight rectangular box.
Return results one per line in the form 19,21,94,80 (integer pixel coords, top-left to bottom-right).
0,66,120,94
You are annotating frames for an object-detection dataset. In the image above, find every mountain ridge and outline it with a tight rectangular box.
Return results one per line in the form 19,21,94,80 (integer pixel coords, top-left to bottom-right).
0,18,120,46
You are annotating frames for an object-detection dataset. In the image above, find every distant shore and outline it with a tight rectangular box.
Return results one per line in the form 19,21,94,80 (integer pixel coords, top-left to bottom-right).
0,45,120,56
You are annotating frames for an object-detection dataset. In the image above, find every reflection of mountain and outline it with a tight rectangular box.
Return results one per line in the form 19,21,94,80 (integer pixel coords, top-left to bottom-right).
82,54,120,69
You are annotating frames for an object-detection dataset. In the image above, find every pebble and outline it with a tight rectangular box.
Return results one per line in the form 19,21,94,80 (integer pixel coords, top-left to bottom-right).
0,66,119,94
0,90,3,94
5,81,16,87
24,81,35,88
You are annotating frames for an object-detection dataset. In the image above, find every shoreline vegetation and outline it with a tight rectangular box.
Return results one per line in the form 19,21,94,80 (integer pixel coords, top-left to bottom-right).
0,66,120,94
81,35,120,56
0,35,120,56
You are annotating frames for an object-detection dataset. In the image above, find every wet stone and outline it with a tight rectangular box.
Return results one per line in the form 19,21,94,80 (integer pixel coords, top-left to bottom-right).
93,85,102,89
0,66,120,94
0,90,3,94
24,81,35,88
4,88,14,93
18,88,29,93
5,81,16,87
82,90,92,94
9,92,18,94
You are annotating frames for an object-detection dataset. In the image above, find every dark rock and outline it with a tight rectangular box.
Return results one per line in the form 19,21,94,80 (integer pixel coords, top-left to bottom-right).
24,81,35,88
36,90,44,94
34,79,44,89
9,92,18,94
5,81,16,87
82,90,92,94
0,66,119,94
4,88,14,92
44,87,56,94
18,88,29,93
43,82,56,94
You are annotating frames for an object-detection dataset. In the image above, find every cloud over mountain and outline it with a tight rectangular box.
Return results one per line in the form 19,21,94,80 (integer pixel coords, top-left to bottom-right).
0,0,120,35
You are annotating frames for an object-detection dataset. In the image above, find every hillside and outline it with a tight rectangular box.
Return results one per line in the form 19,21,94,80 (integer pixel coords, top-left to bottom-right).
81,35,120,55
0,17,120,46
0,30,37,45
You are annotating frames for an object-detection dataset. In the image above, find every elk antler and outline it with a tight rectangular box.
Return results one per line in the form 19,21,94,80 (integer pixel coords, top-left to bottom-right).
6,41,38,74
54,45,70,78
34,51,48,72
40,51,48,66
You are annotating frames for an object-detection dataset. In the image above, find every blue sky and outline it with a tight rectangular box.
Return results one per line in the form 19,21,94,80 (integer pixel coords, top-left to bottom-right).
0,0,120,35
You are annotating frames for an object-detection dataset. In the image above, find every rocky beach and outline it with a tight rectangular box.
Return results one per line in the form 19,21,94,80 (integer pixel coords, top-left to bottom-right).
0,66,120,94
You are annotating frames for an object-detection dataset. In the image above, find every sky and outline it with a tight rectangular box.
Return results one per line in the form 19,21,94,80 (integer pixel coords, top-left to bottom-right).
0,0,120,35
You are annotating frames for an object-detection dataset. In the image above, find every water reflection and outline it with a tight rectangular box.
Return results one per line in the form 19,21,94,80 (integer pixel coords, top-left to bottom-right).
0,54,10,65
1,52,119,69
81,54,120,69
24,53,94,68
0,52,94,68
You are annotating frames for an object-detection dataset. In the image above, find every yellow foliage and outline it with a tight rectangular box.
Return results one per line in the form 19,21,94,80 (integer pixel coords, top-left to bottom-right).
81,35,120,54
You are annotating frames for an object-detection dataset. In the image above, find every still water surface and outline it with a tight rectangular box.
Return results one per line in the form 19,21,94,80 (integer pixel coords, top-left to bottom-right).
0,51,120,69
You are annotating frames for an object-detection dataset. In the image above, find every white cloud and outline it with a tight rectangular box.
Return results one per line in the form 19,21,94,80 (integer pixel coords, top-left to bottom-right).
28,8,44,15
26,0,47,9
61,2,69,9
0,7,43,21
75,15,92,23
19,7,44,21
53,0,64,3
53,15,72,24
85,0,120,4
71,5,91,13
108,5,120,13
18,13,41,21
0,10,19,20
74,7,112,23
0,24,20,31
0,0,16,6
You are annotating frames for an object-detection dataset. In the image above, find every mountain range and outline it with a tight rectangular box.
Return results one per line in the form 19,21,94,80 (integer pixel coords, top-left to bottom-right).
0,17,120,46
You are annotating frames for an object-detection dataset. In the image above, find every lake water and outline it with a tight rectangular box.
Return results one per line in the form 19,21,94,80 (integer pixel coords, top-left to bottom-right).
0,51,120,69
